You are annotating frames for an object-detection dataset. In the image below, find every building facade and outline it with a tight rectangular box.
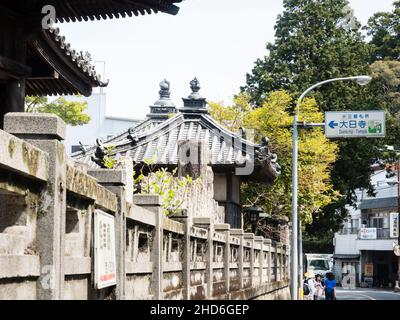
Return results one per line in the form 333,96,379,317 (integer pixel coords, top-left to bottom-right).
334,166,399,287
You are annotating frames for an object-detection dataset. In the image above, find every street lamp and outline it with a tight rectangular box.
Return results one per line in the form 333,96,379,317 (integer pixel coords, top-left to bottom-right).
291,75,372,300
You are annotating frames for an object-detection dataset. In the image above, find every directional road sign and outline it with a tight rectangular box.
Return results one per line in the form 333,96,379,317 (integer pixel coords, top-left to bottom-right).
325,111,385,139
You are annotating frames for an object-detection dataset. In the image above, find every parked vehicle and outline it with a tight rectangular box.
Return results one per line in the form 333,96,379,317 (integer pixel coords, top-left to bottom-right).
304,254,333,278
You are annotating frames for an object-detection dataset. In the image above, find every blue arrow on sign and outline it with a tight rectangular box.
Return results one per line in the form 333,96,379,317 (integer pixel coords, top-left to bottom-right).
328,120,338,129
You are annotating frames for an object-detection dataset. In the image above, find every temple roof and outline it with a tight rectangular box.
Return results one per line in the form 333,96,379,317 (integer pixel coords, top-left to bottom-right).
2,1,182,23
25,26,108,96
72,79,281,183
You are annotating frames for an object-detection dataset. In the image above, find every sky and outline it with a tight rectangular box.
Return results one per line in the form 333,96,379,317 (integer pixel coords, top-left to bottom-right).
57,0,396,120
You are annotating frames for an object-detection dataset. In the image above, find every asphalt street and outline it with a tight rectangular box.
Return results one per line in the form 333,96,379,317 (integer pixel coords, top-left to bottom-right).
336,288,400,300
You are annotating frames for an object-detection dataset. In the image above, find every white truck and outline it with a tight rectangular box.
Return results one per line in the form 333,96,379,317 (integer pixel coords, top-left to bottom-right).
304,254,333,278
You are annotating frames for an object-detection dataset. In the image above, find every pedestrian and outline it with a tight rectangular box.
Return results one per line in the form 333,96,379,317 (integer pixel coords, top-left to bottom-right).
304,271,316,300
314,274,324,300
324,272,336,300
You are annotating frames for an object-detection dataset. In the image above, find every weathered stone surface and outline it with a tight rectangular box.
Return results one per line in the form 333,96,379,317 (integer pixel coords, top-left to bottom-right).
230,229,244,236
214,223,230,231
4,112,66,140
64,277,89,300
0,279,37,300
87,169,126,186
133,194,162,206
127,204,156,226
0,129,48,181
64,257,91,275
244,233,255,239
0,255,40,278
192,217,211,225
66,164,118,212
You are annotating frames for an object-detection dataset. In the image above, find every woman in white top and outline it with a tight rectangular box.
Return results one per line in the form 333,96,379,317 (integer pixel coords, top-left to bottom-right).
314,274,324,300
304,271,316,300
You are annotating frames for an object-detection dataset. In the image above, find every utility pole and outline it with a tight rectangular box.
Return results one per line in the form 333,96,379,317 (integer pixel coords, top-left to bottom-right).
397,158,400,286
290,76,371,300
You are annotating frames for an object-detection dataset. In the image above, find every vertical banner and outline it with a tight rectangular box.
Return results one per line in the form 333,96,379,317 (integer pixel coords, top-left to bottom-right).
390,212,399,239
364,262,373,277
94,209,117,289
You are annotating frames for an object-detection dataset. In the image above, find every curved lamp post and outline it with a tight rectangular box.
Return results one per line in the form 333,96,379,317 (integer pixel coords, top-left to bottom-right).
291,75,372,300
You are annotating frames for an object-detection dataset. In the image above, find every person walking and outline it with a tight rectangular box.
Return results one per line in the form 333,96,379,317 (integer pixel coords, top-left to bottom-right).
314,274,324,300
304,271,316,300
324,272,336,300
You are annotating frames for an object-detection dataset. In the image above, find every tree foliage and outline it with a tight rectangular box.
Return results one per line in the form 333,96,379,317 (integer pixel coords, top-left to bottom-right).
240,0,390,246
370,60,400,148
366,0,400,61
210,91,339,224
25,96,90,126
242,0,370,111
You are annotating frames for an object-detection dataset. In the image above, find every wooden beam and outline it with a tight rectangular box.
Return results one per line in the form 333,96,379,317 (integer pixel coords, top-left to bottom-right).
0,56,31,78
27,70,59,80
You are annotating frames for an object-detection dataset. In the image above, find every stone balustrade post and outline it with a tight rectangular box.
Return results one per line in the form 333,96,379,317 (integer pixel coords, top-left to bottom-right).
255,236,264,285
174,213,191,300
88,158,132,300
193,217,213,299
215,224,230,295
230,229,244,289
263,239,272,284
4,112,66,300
276,242,283,283
244,233,255,287
133,195,163,300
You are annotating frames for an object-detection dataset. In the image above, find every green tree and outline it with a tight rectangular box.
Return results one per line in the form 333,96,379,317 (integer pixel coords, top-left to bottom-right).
369,60,400,148
241,0,383,249
210,91,339,225
25,96,90,126
242,0,370,111
366,0,400,61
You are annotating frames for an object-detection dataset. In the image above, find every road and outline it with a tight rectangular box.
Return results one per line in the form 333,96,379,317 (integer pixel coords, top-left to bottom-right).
336,288,400,300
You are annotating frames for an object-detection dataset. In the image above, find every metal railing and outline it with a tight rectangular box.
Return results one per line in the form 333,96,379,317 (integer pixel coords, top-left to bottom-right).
376,228,390,239
339,227,392,239
338,228,359,235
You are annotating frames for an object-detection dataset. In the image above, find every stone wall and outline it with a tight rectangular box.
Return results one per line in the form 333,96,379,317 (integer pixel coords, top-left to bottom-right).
0,113,290,300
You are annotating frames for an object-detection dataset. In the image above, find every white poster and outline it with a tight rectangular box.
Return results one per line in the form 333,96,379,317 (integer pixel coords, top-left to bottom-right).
359,228,377,240
390,212,399,239
94,209,117,289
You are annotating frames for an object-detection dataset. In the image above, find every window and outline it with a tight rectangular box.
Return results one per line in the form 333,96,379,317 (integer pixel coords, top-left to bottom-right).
308,259,330,271
372,218,383,228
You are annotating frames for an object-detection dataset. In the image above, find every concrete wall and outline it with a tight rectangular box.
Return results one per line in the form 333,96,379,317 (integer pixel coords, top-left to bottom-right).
334,234,358,255
0,113,290,300
65,93,141,153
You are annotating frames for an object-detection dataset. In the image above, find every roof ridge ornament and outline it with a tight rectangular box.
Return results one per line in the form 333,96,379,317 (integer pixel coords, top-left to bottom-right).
148,79,177,119
181,77,208,113
188,77,202,99
159,79,171,99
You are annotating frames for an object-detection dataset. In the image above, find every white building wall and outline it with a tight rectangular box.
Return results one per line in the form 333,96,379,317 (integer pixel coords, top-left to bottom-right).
334,234,358,255
64,93,141,153
356,239,397,251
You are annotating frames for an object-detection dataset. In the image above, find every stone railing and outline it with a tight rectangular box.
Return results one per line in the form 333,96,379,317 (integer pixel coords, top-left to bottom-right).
126,195,290,300
0,113,290,300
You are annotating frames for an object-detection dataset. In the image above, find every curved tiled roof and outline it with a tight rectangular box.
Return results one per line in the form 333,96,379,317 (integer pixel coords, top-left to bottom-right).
72,79,281,183
26,26,108,96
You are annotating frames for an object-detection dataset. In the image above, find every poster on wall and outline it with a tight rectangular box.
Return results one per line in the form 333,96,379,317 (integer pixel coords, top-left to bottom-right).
94,209,117,289
364,262,374,277
359,228,377,240
390,212,399,239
